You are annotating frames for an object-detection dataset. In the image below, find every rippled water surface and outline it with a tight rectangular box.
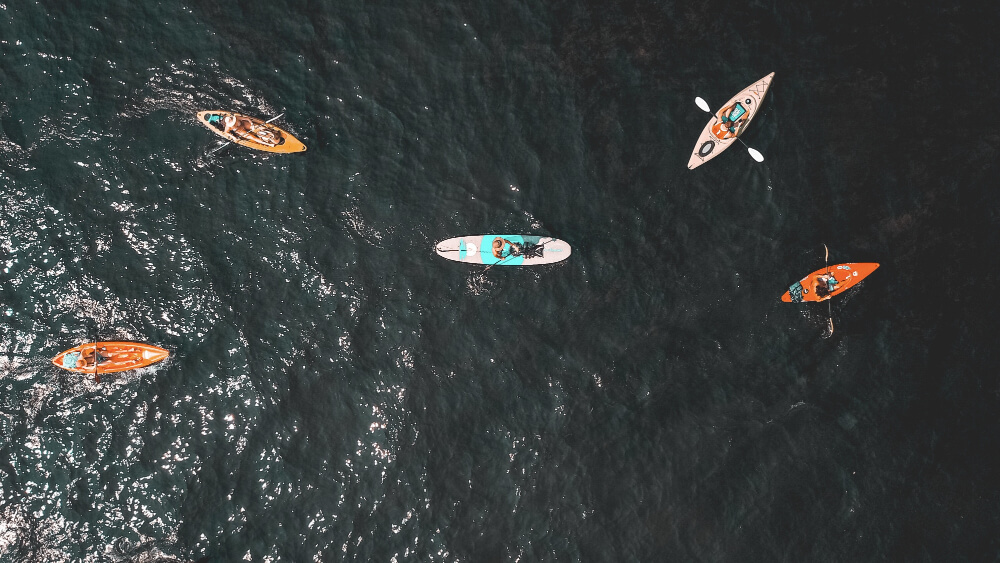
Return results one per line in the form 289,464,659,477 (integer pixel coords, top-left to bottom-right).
1,1,998,561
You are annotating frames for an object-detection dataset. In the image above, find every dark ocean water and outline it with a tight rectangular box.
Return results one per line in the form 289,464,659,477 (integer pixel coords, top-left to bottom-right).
1,0,999,561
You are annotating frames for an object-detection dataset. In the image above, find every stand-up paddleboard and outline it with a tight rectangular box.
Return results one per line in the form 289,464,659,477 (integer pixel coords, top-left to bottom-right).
197,111,306,153
52,342,170,374
781,263,879,302
435,235,571,266
688,72,774,169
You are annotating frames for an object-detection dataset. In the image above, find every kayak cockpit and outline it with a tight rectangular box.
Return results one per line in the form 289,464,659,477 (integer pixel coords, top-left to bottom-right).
196,110,307,153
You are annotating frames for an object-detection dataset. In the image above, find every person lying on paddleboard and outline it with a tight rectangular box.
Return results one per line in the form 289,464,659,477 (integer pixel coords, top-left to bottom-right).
492,237,523,259
811,273,839,300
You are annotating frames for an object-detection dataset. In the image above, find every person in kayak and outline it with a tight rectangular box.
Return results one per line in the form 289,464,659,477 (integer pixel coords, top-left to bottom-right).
719,103,748,135
725,116,746,135
76,346,111,369
223,114,282,146
492,237,523,259
223,114,254,137
811,273,838,300
255,127,282,146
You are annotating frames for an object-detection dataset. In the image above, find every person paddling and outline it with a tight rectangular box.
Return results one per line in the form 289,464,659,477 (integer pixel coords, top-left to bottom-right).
811,273,838,301
76,345,110,369
720,103,748,135
224,115,282,146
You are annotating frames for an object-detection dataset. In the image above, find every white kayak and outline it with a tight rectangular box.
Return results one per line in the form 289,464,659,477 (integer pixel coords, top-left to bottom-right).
688,72,774,169
435,235,572,266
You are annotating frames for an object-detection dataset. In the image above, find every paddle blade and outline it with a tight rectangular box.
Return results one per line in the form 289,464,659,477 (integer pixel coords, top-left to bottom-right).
747,147,764,162
208,142,231,156
825,298,834,338
695,97,711,113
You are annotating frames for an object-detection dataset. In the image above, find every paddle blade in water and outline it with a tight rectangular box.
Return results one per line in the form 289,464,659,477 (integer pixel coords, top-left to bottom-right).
747,147,764,162
695,97,711,113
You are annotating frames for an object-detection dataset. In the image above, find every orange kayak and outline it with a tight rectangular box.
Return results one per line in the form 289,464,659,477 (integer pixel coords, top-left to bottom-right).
52,342,170,374
781,263,879,302
197,111,306,153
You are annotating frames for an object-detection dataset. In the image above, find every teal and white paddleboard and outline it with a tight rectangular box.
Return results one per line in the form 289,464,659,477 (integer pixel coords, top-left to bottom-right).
435,235,571,266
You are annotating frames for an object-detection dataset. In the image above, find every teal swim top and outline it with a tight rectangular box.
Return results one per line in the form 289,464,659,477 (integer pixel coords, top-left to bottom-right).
725,102,746,122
